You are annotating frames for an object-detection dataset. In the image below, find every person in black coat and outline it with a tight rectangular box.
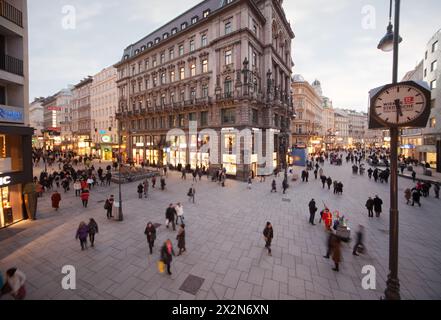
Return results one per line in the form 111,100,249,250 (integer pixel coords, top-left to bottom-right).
326,177,332,190
271,179,277,193
176,224,186,256
373,195,383,217
165,204,176,231
411,188,422,207
160,240,175,275
320,175,327,188
365,197,374,218
308,199,317,225
88,218,99,247
137,183,144,199
144,222,156,254
263,222,274,256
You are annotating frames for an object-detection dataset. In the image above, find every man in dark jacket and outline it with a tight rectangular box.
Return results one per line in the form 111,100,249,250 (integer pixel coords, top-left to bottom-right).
373,195,383,217
165,204,176,231
308,199,317,225
352,225,365,256
326,177,332,190
411,188,422,207
263,222,274,256
366,197,374,218
320,175,327,188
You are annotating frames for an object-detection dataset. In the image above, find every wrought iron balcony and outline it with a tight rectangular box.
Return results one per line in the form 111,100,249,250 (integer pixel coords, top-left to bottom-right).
0,0,23,27
0,54,23,76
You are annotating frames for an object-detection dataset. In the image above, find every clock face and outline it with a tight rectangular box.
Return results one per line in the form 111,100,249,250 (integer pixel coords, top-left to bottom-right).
373,84,427,125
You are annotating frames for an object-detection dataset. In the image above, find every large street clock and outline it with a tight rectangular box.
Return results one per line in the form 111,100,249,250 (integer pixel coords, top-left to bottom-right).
369,81,431,129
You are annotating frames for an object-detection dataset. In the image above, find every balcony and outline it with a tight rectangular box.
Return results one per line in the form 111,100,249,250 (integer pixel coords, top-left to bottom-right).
0,54,23,76
0,0,23,27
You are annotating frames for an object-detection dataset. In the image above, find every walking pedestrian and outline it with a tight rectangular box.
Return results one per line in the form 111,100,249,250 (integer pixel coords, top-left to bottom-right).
373,195,383,217
352,225,365,256
282,178,288,194
411,188,422,207
165,204,176,231
412,170,416,183
181,168,186,180
247,176,252,189
73,180,81,197
143,179,149,198
160,239,175,275
51,190,61,211
323,230,335,259
88,218,99,247
75,221,89,250
314,168,318,180
263,222,273,256
175,203,184,225
176,224,186,256
187,185,195,203
152,175,156,188
367,168,373,179
80,189,90,208
137,183,144,199
308,199,317,225
4,268,26,300
144,222,156,255
320,175,327,188
105,195,114,219
404,188,412,205
160,176,166,190
271,179,277,193
365,197,374,217
331,234,342,272
326,177,332,190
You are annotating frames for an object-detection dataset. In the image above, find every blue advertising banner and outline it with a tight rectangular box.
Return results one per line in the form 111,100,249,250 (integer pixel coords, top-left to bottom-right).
0,106,24,123
291,148,308,167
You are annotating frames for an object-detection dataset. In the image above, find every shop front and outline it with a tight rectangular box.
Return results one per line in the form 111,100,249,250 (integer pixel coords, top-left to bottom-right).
417,145,437,168
0,126,33,228
76,135,92,155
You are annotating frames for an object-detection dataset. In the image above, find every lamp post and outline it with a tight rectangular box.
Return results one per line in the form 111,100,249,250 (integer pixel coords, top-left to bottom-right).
117,120,124,222
377,0,402,300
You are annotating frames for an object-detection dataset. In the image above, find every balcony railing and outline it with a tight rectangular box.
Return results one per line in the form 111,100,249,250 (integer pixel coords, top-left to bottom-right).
0,0,23,27
0,54,23,76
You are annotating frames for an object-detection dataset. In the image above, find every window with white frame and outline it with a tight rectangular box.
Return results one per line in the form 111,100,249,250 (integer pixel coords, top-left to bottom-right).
225,49,232,65
225,21,232,34
190,39,195,52
179,44,184,56
180,67,185,80
201,34,208,46
190,63,196,77
202,59,208,73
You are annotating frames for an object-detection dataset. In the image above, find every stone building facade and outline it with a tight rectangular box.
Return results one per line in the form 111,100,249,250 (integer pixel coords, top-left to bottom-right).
291,75,323,153
71,76,93,155
90,67,118,160
115,0,294,180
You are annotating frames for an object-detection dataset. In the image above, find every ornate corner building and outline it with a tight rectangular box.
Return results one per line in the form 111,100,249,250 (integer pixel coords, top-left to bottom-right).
115,0,294,180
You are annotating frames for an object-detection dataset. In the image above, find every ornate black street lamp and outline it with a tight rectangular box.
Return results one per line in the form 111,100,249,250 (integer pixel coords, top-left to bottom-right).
377,0,402,300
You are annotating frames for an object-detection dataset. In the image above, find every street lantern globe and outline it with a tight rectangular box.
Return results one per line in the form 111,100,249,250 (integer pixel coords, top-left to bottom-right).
377,23,402,52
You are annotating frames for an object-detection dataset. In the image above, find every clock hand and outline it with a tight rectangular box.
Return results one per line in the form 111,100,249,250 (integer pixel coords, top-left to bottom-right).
395,99,403,117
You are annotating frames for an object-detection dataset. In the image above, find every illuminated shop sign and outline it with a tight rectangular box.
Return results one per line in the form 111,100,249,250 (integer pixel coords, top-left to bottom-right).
0,106,24,123
0,176,12,186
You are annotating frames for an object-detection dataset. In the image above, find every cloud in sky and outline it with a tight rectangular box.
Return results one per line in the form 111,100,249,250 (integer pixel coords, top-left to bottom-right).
28,0,441,112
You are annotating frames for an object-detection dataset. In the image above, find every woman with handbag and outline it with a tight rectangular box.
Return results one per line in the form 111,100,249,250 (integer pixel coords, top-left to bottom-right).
160,239,175,275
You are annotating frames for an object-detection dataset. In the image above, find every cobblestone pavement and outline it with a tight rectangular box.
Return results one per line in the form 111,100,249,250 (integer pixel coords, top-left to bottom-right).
1,159,440,300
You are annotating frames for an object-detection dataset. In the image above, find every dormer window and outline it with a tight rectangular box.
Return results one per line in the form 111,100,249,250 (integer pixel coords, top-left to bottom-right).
171,28,178,35
181,22,187,30
124,55,129,60
155,37,160,44
141,46,146,51
147,42,153,48
163,33,169,39
191,16,198,24
203,10,210,18
135,49,140,55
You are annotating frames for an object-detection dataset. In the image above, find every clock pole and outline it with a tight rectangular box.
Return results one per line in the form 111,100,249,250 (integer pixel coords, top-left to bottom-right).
385,0,401,300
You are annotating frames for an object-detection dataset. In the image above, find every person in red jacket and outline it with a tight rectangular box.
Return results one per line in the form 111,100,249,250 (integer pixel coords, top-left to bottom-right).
323,208,333,230
80,179,88,191
51,191,61,211
81,189,90,208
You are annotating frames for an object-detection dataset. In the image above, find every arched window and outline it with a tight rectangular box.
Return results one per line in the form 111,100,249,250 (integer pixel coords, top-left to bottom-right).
190,63,196,77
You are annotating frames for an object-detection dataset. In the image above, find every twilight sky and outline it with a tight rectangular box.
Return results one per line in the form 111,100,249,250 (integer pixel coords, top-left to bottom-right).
28,0,441,112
